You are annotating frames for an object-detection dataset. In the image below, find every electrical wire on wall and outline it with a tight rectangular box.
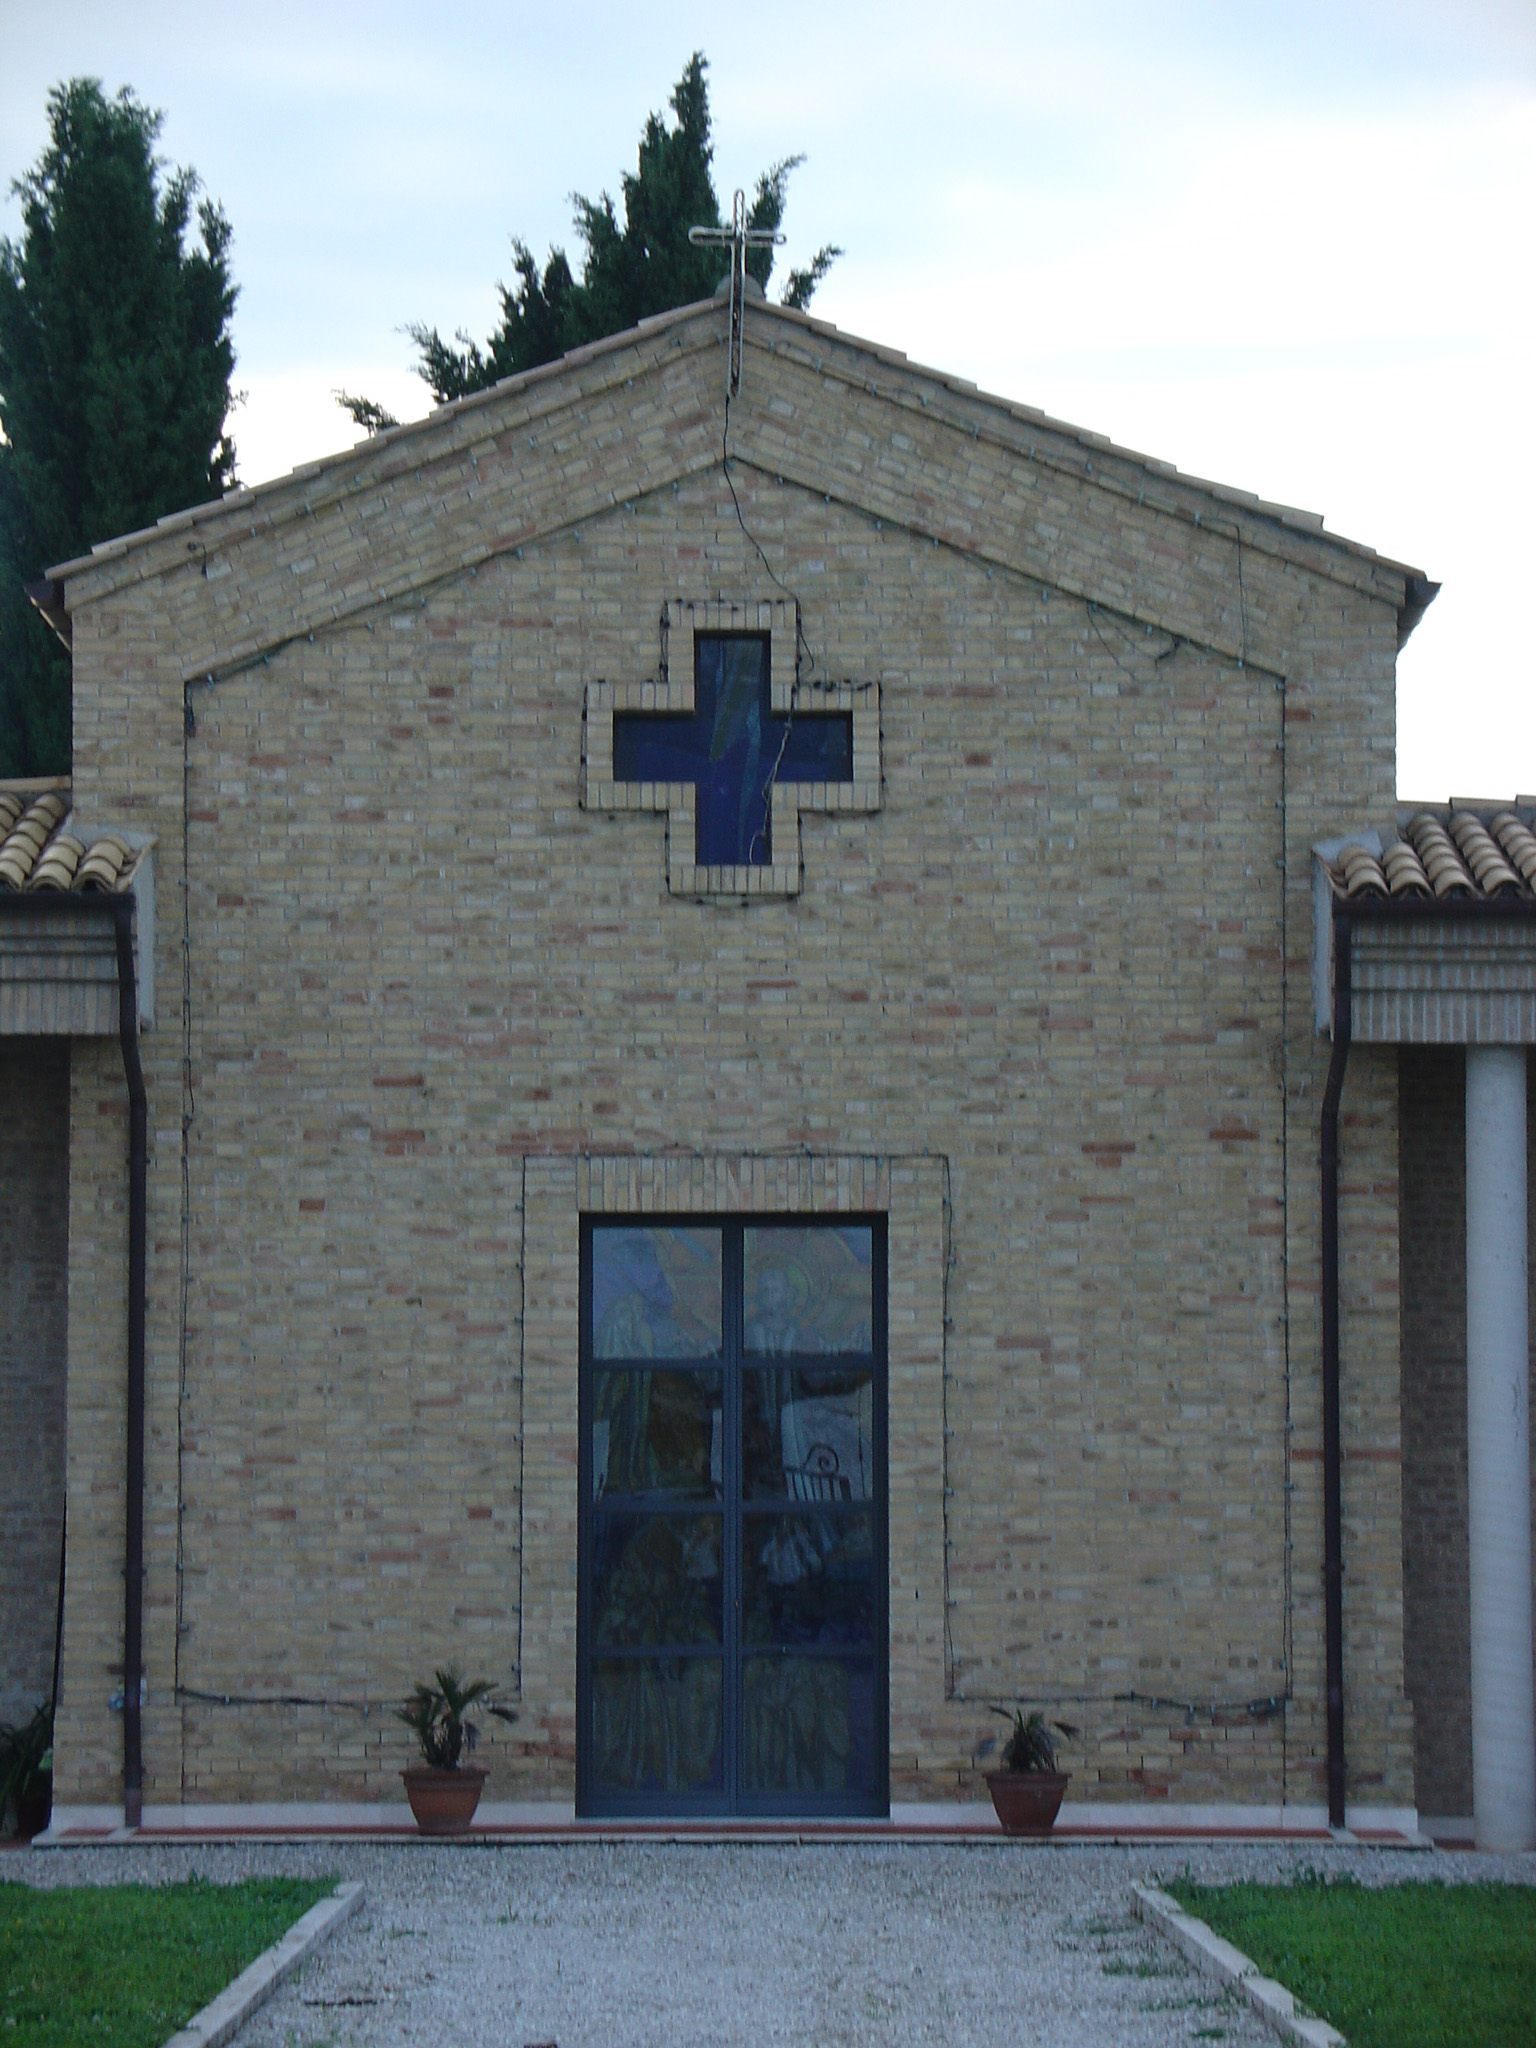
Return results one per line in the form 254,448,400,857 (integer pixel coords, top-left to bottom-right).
163,242,1317,1769
193,1146,952,1719
174,678,198,1724
943,565,1296,1746
1272,630,1296,1810
1223,512,1299,1800
691,190,827,865
978,1689,1286,1721
175,1684,520,1722
514,1155,528,1701
940,1156,958,1698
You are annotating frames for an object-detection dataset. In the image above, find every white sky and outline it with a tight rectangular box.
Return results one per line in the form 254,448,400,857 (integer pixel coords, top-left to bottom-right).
2,0,1532,800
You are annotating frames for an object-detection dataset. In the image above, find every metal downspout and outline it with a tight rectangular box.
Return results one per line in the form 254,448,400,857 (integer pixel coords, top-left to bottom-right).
1320,908,1351,1830
111,898,147,1828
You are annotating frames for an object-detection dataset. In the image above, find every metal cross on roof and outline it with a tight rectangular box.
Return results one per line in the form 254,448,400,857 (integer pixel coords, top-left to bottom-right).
689,188,784,402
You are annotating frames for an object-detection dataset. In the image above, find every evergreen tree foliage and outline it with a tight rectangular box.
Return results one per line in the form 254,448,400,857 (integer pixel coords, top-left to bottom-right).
333,389,399,436
0,80,238,774
396,54,840,410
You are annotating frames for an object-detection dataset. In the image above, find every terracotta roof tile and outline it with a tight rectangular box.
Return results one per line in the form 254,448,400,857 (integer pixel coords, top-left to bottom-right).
1408,812,1476,896
1381,841,1431,896
1448,811,1521,893
0,782,146,895
1324,804,1536,907
1336,844,1390,896
1491,811,1536,890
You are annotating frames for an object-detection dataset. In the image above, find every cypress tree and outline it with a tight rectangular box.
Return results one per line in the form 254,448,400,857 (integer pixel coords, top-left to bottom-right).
0,80,237,773
347,53,838,417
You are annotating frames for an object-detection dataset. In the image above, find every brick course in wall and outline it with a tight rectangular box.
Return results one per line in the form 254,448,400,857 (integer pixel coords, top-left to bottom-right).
47,297,1418,1813
0,1039,69,1724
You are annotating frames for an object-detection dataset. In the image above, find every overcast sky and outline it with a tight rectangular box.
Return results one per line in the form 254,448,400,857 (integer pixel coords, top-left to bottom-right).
3,0,1532,799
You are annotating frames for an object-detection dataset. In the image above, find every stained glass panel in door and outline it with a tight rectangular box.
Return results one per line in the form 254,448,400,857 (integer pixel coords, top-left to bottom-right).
579,1217,886,1816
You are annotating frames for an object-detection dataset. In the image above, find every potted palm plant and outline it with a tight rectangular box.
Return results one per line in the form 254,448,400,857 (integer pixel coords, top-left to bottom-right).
984,1708,1073,1836
398,1667,499,1835
0,1701,53,1841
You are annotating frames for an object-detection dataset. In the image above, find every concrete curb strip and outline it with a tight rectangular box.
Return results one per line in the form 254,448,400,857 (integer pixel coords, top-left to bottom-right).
161,1881,364,2048
1131,1881,1346,2048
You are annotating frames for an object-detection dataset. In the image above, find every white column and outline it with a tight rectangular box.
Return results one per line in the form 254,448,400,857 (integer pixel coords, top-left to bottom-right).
1466,1045,1536,1852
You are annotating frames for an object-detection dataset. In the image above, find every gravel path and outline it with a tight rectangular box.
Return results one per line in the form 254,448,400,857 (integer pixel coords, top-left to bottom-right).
12,1837,1535,2047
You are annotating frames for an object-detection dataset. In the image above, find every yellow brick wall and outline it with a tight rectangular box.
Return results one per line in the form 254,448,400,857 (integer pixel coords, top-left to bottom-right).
50,304,1412,1811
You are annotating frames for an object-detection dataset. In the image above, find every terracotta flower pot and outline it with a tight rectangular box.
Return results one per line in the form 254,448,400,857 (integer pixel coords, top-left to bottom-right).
985,1769,1070,1836
402,1764,486,1835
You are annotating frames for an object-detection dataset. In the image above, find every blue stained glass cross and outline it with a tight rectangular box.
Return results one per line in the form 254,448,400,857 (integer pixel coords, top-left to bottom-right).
613,635,852,866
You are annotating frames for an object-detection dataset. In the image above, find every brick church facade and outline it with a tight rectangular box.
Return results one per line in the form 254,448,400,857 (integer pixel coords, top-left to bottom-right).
4,287,1533,1840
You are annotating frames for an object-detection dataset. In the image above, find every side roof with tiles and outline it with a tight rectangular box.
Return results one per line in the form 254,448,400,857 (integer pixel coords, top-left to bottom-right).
0,783,149,895
1324,805,1536,906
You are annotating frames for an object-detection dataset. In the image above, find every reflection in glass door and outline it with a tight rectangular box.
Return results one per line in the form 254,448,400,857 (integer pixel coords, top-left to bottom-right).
578,1217,888,1817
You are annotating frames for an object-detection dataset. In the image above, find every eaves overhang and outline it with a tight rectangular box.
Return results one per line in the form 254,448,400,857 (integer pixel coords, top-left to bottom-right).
0,782,155,1033
25,577,70,649
43,294,1432,659
1397,573,1441,651
1314,805,1536,1045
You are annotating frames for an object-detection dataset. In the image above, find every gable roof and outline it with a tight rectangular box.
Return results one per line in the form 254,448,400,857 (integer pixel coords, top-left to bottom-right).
37,292,1434,673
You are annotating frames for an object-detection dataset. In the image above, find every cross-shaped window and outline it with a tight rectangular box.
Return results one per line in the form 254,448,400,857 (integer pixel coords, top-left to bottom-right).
613,635,852,866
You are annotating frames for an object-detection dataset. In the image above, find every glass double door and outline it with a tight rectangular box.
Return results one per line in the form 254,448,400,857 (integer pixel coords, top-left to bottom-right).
577,1216,888,1817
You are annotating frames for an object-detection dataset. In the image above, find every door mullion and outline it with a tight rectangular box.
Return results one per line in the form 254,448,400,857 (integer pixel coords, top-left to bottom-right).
723,1222,742,1813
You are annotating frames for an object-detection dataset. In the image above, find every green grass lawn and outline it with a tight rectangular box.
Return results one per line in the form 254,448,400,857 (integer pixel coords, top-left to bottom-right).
1166,1873,1536,2048
0,1874,334,2048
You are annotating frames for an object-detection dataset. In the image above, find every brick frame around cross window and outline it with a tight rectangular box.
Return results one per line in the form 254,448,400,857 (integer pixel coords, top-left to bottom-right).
579,597,882,898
